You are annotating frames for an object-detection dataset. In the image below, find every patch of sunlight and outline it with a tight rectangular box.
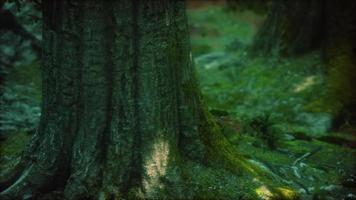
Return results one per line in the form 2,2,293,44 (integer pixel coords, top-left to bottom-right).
255,185,274,200
293,76,316,92
253,178,260,182
143,134,170,194
277,187,297,199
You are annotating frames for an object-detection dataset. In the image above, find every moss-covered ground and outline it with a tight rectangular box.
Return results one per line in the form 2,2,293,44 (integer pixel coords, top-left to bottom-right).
187,4,356,199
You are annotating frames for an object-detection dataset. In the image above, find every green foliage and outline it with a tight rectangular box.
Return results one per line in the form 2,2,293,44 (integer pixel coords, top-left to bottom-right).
240,112,278,149
188,5,335,137
195,50,330,136
188,5,261,56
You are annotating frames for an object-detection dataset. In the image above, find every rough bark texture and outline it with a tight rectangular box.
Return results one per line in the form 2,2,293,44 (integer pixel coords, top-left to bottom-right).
250,0,324,56
0,1,213,199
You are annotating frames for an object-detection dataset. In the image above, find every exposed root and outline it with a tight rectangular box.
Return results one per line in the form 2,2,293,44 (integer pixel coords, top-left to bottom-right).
0,164,50,199
293,147,321,166
198,106,299,200
0,161,26,192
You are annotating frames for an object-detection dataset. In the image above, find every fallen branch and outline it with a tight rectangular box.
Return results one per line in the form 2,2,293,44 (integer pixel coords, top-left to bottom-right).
293,147,322,166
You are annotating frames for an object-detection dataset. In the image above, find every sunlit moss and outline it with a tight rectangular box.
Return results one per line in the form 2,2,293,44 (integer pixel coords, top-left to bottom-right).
255,185,298,200
256,185,274,200
277,187,299,200
293,76,317,93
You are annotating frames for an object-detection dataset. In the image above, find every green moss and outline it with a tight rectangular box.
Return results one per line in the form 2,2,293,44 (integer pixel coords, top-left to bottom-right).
0,132,29,157
195,95,299,199
6,61,42,101
183,161,260,200
188,5,262,54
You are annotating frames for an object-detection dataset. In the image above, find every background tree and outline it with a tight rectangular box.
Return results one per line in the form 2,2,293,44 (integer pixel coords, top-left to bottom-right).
0,0,296,199
322,0,356,129
250,0,324,56
250,0,356,129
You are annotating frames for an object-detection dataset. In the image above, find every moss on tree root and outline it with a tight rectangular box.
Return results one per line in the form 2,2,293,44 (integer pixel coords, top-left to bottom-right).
197,101,299,200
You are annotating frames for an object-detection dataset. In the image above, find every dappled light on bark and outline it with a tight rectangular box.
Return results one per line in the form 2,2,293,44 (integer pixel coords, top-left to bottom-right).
142,134,170,195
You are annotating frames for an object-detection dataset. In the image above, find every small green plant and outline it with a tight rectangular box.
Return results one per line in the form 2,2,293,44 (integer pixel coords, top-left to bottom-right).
240,112,278,149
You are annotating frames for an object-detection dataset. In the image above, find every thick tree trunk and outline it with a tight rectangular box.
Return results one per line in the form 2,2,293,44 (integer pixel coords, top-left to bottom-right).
250,0,324,56
0,1,208,199
1,1,297,199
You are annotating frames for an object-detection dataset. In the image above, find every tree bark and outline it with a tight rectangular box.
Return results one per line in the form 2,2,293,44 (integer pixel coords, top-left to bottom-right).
250,0,324,56
0,1,208,199
0,1,297,199
323,0,356,129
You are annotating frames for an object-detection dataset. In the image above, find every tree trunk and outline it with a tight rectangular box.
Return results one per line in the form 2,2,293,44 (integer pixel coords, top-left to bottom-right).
323,0,356,129
0,0,207,199
0,1,297,199
250,0,324,56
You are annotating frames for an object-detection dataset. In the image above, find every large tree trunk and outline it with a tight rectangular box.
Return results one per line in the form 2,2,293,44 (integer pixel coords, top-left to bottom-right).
250,0,324,56
0,1,211,199
0,1,297,199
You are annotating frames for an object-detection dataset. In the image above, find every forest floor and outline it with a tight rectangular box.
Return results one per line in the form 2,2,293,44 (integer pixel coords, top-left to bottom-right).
188,4,356,199
1,117,355,199
220,116,356,200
